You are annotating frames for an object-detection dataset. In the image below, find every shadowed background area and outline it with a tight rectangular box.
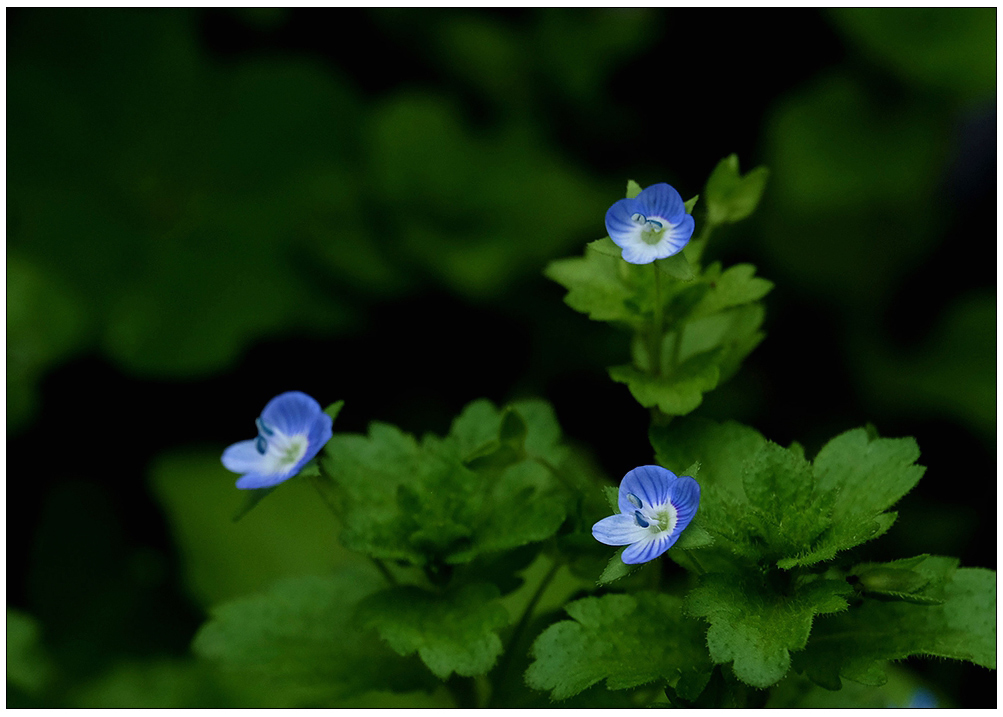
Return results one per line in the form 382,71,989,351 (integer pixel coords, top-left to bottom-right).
7,8,995,707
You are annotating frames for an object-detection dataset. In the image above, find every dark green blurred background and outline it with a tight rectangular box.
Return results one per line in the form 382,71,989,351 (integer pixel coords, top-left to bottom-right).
7,8,995,707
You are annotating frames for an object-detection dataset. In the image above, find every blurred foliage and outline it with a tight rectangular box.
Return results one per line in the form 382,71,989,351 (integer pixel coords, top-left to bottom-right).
148,450,352,608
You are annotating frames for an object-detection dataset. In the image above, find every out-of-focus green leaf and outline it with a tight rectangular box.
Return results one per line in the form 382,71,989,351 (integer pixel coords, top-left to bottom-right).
762,73,943,305
856,292,995,440
830,8,995,100
7,609,55,694
368,93,606,298
68,658,228,708
6,253,88,432
193,570,435,706
148,450,351,608
705,154,769,225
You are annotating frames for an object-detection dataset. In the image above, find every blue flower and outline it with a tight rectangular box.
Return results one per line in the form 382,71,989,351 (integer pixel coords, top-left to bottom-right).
222,391,333,490
604,183,696,264
592,465,700,564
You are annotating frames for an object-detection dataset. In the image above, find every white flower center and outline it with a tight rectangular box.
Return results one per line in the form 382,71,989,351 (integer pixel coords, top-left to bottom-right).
632,500,678,535
631,212,671,246
256,418,310,475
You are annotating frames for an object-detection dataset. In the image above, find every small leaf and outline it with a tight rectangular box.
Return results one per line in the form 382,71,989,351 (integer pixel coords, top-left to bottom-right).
705,154,769,225
602,485,619,513
674,521,714,550
608,351,721,417
584,236,622,257
324,400,345,423
655,251,695,281
684,194,699,213
625,179,643,199
597,548,637,585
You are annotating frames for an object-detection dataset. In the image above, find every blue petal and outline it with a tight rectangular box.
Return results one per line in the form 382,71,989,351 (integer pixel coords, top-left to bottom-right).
235,470,292,490
222,440,268,473
592,513,650,546
622,533,671,564
668,475,701,539
618,465,674,515
636,183,686,220
261,391,326,436
604,197,644,247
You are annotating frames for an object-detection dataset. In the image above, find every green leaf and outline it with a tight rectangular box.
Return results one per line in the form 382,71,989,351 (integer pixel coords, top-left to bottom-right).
597,548,638,585
851,554,945,604
651,420,926,570
781,428,925,567
741,441,834,564
684,194,699,213
692,263,774,318
655,251,695,281
687,573,852,688
584,236,621,257
602,485,619,513
359,582,510,679
526,592,713,701
674,521,714,551
323,398,570,567
625,179,642,199
796,565,996,690
324,400,345,422
193,570,434,705
150,450,352,608
704,154,769,225
608,349,721,417
544,249,639,324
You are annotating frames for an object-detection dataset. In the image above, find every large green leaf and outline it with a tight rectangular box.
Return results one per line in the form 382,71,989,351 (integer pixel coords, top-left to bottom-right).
795,564,996,689
687,573,852,688
359,582,509,679
526,592,713,701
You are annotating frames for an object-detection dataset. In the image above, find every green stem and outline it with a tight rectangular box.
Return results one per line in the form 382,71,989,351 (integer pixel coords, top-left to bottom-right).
650,263,664,376
488,559,562,708
671,323,685,370
681,548,707,576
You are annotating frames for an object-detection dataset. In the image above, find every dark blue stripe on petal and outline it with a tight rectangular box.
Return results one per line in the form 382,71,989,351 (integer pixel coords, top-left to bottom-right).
637,183,685,219
622,534,670,564
670,476,701,533
619,465,674,513
261,391,324,435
